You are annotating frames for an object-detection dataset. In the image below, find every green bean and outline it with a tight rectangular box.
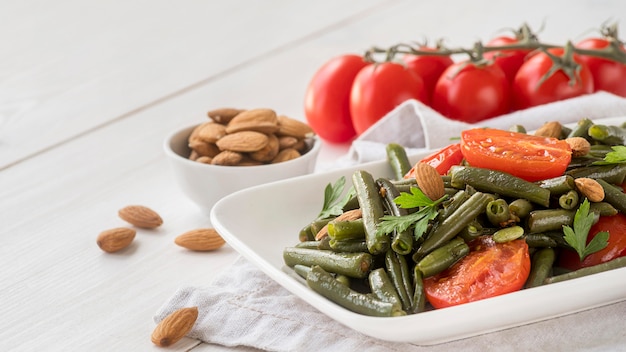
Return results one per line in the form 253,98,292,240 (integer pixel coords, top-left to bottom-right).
458,220,487,242
560,125,573,139
327,219,365,241
588,124,626,145
440,189,471,220
589,202,618,217
318,235,332,250
567,118,593,139
509,124,526,133
450,166,550,207
524,233,558,248
385,250,413,311
567,164,626,185
410,268,426,314
386,143,412,180
299,224,315,242
329,239,369,253
526,209,575,234
493,226,524,243
368,268,402,306
545,256,626,284
486,198,511,226
537,175,575,195
588,144,614,158
525,248,556,288
416,237,469,278
310,217,334,237
306,265,405,317
293,264,312,279
377,178,413,255
415,191,494,258
296,241,322,250
335,274,351,287
558,190,579,210
342,194,360,212
283,247,372,278
597,178,626,214
353,170,389,255
509,198,534,219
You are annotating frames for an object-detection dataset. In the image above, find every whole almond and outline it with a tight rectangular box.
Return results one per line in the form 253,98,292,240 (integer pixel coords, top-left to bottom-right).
415,162,445,201
97,228,136,253
189,122,212,143
151,307,198,347
195,156,213,164
118,205,163,229
249,134,280,162
278,136,299,150
277,115,314,139
225,108,279,134
575,177,605,202
216,131,269,152
188,140,220,158
196,123,227,143
271,148,301,164
211,150,243,166
566,137,591,157
174,228,226,251
207,107,244,124
534,121,562,138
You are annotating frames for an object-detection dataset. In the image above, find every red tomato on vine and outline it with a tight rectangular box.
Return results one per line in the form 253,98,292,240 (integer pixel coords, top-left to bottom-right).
432,61,511,123
402,47,454,100
576,37,626,97
349,62,428,135
512,47,594,110
304,54,370,143
484,36,533,83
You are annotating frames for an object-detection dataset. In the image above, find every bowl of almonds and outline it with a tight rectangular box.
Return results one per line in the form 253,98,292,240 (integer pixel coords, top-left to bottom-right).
164,107,321,214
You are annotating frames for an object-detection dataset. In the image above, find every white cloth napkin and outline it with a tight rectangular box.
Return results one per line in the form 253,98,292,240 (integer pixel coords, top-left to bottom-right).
156,92,626,351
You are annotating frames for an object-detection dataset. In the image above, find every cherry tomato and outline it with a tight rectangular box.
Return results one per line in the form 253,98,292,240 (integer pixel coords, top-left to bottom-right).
460,128,572,182
404,143,463,178
402,48,454,100
349,62,428,135
424,236,531,309
304,54,370,143
558,213,626,270
484,36,533,83
576,38,626,97
512,48,594,110
432,61,511,123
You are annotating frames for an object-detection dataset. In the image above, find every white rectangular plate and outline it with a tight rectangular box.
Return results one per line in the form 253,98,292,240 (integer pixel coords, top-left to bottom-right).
210,117,626,345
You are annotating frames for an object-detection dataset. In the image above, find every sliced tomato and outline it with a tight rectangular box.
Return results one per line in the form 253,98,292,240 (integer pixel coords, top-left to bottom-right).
424,236,530,309
557,213,626,270
404,143,463,178
460,128,572,182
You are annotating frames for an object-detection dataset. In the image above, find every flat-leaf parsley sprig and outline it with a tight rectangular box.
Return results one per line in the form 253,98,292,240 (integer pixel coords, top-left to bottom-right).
317,176,356,220
592,145,626,165
376,187,447,241
562,198,609,261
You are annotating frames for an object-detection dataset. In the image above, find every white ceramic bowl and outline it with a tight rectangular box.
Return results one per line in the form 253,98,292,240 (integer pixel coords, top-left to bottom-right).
164,123,321,215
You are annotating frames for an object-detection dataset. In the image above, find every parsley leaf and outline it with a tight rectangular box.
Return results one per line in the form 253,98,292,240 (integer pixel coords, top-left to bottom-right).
592,145,626,165
562,199,609,261
317,176,355,220
376,187,445,241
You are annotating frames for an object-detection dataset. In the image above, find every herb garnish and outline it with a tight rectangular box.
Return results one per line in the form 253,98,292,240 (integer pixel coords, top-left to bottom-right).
317,176,355,220
592,145,626,165
562,198,609,261
376,187,446,241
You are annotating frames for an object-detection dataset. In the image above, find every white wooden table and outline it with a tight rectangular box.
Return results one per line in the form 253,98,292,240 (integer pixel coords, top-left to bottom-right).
2,1,626,350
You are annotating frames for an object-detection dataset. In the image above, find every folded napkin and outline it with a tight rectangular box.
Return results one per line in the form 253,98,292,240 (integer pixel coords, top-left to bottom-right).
156,92,626,351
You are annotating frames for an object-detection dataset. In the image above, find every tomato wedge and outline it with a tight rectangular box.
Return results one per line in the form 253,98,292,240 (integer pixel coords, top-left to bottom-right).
557,213,626,270
460,128,572,182
404,143,463,178
424,236,531,309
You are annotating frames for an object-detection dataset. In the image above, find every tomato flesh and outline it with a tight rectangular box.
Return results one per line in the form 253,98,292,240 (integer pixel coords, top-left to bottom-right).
404,143,463,178
424,236,531,309
558,213,626,270
460,128,572,182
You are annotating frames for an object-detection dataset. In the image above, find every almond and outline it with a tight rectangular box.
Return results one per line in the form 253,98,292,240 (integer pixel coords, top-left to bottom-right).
225,108,279,134
188,140,220,158
278,136,299,150
315,209,362,240
277,115,314,139
271,148,300,163
118,205,163,229
211,150,243,166
174,228,226,251
414,162,445,201
534,121,562,138
575,177,605,202
566,137,591,157
216,131,269,152
195,156,213,164
196,122,227,143
207,107,244,124
151,307,198,347
189,122,212,142
96,228,136,253
249,134,280,162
